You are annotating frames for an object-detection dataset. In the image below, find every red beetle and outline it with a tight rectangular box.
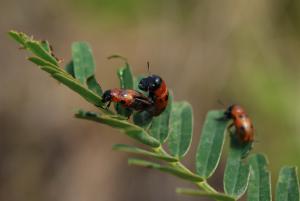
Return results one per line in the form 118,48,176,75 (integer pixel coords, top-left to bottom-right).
138,74,169,116
139,75,169,116
102,88,153,112
224,105,254,144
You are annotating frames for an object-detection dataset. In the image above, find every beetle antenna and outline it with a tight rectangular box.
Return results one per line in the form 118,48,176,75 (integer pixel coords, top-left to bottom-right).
147,61,150,75
217,99,225,106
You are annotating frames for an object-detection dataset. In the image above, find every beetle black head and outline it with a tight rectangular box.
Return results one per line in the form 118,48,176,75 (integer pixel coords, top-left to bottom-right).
138,75,162,92
224,104,235,118
102,90,112,103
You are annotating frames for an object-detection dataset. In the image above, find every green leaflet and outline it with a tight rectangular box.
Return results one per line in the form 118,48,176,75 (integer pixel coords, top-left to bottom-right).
108,54,133,89
196,110,228,178
39,40,51,52
8,30,28,47
27,57,66,75
65,60,75,77
25,41,58,66
176,188,235,201
39,66,62,75
149,91,173,143
71,42,96,84
52,73,103,107
66,42,103,100
75,110,160,147
128,158,203,182
247,154,271,201
67,45,102,96
275,166,299,201
117,62,134,89
28,57,57,69
87,76,103,96
112,144,178,162
133,111,153,127
168,101,193,158
224,146,250,199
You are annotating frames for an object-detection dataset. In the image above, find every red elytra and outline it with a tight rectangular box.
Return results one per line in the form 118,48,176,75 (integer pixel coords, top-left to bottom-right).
225,105,254,144
102,88,153,112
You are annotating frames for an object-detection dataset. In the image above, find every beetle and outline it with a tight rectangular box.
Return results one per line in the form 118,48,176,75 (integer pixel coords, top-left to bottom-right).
101,88,153,113
138,74,169,116
224,104,254,144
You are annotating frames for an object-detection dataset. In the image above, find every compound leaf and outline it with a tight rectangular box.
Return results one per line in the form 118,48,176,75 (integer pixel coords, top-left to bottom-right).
9,31,59,65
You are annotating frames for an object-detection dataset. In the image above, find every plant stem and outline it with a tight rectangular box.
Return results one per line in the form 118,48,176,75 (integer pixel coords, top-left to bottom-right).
196,182,217,193
152,146,224,201
153,146,218,193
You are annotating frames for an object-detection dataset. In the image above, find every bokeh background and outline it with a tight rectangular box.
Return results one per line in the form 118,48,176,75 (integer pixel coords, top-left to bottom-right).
1,0,300,200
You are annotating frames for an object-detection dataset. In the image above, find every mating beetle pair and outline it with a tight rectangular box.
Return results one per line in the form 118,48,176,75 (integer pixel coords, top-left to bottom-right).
101,74,168,117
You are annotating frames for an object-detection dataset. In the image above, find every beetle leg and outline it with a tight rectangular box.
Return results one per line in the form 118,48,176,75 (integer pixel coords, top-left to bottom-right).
227,123,235,137
132,97,153,111
106,101,111,109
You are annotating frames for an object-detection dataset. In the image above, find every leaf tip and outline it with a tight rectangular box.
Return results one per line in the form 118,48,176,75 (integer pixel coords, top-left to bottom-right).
107,54,128,62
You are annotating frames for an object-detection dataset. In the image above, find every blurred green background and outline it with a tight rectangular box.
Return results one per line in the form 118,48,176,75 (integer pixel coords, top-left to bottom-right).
1,0,300,200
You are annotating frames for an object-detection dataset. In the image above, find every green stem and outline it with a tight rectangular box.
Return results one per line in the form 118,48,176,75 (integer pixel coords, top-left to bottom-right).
197,182,218,193
153,146,219,194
